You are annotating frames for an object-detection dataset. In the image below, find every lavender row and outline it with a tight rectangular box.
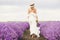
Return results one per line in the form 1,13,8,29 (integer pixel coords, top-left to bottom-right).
39,21,60,40
0,22,29,40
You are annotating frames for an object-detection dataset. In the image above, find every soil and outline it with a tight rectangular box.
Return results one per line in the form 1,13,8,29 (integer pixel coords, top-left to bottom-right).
21,29,46,40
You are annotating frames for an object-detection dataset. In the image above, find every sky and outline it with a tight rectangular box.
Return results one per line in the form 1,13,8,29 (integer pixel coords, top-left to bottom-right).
0,0,60,21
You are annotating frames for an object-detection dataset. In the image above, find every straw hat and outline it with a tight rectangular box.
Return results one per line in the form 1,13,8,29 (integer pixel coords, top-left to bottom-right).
30,3,35,6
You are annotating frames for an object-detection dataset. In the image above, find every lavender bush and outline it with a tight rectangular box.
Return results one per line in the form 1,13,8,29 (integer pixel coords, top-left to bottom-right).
39,21,60,40
0,22,29,40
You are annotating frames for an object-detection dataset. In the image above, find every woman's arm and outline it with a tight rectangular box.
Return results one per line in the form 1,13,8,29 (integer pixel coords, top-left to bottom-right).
36,15,38,23
34,9,38,23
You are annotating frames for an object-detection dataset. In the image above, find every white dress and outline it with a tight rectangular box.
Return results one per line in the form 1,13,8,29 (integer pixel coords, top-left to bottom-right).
28,12,40,37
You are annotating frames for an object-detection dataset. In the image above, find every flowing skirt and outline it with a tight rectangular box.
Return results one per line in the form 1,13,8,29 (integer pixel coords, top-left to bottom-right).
28,13,40,37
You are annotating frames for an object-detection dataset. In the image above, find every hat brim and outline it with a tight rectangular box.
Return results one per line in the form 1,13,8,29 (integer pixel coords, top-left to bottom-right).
30,3,35,6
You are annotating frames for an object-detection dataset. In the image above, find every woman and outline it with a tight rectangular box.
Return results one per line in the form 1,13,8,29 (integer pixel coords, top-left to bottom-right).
28,3,40,38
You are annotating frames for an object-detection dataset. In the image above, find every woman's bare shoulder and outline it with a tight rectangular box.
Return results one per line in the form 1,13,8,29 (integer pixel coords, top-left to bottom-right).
34,8,36,10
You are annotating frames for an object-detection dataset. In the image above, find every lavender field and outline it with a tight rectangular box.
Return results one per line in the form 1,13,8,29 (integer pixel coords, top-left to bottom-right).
0,22,29,40
0,21,60,40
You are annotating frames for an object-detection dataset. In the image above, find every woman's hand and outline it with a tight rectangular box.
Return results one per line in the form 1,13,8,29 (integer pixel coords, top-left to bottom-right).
36,19,38,23
36,15,38,23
